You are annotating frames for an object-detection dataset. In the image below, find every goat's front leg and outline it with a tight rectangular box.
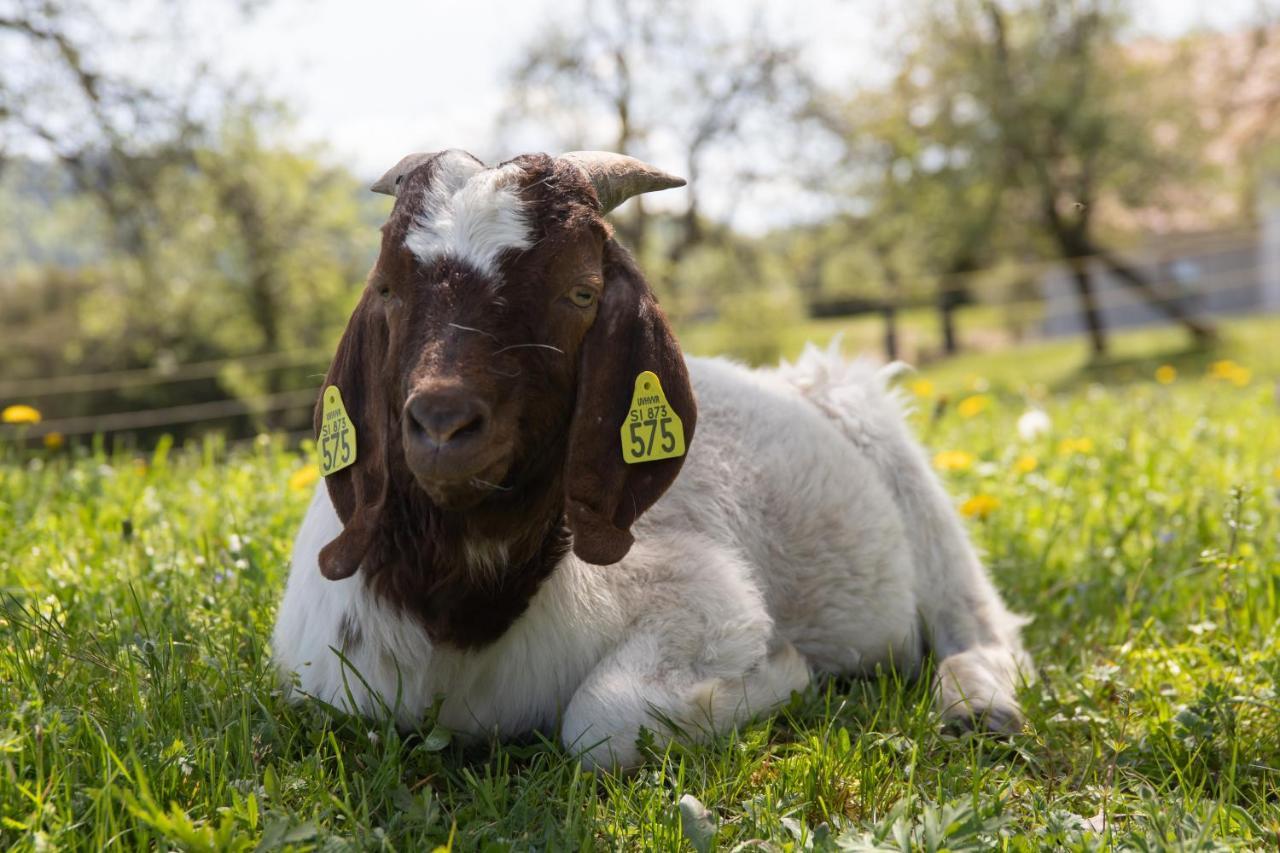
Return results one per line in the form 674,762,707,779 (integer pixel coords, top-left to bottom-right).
559,540,810,770
562,629,810,770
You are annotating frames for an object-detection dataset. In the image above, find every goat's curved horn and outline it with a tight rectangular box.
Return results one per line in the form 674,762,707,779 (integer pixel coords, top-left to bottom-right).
560,151,685,214
370,152,440,197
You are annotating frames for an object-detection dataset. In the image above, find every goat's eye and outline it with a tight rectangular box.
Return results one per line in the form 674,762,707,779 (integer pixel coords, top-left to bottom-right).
378,285,392,301
569,287,597,308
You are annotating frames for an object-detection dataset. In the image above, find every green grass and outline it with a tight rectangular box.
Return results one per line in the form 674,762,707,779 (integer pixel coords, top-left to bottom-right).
3,318,1279,850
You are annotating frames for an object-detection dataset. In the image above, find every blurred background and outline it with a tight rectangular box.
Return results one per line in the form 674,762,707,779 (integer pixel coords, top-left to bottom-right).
2,0,1278,447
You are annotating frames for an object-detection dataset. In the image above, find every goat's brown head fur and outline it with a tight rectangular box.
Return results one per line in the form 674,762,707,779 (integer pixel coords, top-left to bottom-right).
315,149,694,647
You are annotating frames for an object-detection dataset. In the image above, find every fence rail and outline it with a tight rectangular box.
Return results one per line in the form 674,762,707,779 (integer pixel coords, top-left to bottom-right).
0,232,1269,439
4,388,318,438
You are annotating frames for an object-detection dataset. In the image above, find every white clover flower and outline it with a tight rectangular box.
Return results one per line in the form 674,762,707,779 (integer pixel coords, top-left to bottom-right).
1017,409,1052,441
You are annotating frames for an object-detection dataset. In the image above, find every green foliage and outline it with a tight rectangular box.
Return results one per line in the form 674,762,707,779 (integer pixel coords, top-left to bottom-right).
2,318,1278,849
0,123,375,437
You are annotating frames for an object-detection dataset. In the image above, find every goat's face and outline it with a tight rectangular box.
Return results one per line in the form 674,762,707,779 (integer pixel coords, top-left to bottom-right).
316,150,696,579
369,152,606,508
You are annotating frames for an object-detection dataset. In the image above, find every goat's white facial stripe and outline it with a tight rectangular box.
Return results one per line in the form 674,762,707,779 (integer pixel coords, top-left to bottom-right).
404,154,532,277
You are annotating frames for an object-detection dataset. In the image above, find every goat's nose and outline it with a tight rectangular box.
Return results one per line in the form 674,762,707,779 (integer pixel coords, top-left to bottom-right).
405,391,490,449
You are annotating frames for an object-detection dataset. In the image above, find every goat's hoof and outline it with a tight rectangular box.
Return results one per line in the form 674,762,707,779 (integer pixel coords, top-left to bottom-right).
940,702,1025,736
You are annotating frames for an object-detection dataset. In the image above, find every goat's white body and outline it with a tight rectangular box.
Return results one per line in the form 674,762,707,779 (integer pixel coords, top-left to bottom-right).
273,348,1031,766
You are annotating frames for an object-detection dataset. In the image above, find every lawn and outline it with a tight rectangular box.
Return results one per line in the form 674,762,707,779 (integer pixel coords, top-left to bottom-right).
2,317,1279,850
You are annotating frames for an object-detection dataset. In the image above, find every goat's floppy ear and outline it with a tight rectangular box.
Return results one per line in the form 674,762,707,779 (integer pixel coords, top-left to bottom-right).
316,290,392,580
564,242,697,565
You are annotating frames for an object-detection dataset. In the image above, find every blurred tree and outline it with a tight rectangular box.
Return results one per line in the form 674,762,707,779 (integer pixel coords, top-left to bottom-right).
501,0,810,305
0,0,266,268
958,0,1216,354
820,0,1224,358
814,45,1010,358
0,1,376,439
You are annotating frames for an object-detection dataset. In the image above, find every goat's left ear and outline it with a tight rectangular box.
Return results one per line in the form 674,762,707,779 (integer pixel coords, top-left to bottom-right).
564,241,697,565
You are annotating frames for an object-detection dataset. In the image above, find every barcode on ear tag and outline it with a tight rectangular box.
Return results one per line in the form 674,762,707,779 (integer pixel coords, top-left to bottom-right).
318,386,357,476
621,371,686,464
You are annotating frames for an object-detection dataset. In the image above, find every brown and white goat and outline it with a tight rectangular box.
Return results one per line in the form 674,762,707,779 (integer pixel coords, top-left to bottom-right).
272,149,1032,768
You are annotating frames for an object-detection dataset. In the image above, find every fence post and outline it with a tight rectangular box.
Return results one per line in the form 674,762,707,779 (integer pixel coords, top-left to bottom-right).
1261,172,1280,312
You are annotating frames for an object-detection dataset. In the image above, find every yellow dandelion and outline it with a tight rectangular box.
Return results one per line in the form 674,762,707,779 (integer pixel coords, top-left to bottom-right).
289,463,321,493
2,404,42,424
909,378,935,398
1014,454,1038,474
1154,365,1177,385
1058,437,1095,456
43,432,65,450
957,395,990,418
934,450,976,472
961,494,1000,519
1209,359,1238,379
1208,359,1251,386
1273,466,1280,481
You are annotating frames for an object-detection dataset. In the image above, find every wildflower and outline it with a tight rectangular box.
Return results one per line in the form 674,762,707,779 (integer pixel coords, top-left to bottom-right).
1058,437,1095,456
1014,454,1038,474
1154,365,1177,384
1016,409,1051,440
1208,359,1251,387
909,378,935,398
934,450,976,472
289,463,321,493
961,494,1000,519
42,432,65,450
1273,466,1280,481
957,395,990,418
966,375,990,392
2,404,41,424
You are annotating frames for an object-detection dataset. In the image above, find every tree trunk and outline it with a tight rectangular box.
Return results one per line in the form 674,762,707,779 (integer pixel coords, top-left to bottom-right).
1067,255,1107,357
1096,247,1217,343
938,277,961,356
882,302,899,361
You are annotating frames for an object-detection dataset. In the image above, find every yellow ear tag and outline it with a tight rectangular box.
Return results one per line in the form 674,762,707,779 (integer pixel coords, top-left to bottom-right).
318,386,357,476
621,371,686,464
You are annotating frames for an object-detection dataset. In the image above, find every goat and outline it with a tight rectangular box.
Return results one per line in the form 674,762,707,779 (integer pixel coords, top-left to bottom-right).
272,149,1033,769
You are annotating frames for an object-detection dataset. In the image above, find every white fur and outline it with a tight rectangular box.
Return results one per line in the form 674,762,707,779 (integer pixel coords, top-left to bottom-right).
403,152,531,276
273,346,1033,767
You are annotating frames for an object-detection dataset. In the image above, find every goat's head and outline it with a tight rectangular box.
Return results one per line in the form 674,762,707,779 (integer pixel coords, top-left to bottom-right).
316,149,695,582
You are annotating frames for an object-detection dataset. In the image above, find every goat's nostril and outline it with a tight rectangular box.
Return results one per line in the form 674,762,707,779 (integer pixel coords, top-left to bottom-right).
406,393,490,448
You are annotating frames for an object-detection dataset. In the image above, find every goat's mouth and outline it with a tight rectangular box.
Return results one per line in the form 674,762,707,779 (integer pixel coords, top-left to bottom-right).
406,447,514,510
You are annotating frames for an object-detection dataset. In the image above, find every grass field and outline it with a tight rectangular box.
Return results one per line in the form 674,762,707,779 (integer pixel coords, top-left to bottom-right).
3,317,1279,850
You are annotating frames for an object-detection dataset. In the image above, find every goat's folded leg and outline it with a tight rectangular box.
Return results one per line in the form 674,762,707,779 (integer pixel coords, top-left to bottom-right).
561,632,810,771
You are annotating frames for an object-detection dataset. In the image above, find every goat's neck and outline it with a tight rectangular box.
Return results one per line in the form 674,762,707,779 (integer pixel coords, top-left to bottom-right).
451,480,567,577
365,465,570,650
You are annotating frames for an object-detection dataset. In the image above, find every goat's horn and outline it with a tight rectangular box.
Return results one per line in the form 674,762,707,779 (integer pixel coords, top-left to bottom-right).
560,151,685,214
370,151,440,196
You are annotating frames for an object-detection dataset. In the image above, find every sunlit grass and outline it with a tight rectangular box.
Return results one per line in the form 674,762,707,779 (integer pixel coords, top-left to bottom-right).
2,319,1279,849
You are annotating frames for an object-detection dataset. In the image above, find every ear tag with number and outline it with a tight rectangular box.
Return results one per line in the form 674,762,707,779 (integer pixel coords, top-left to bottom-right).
318,386,358,476
621,371,686,464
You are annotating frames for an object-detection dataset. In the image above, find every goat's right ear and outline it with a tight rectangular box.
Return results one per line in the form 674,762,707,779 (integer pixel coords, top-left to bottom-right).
315,290,391,580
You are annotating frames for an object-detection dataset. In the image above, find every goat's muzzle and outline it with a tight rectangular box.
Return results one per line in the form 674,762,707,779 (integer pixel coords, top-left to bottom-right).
402,385,508,503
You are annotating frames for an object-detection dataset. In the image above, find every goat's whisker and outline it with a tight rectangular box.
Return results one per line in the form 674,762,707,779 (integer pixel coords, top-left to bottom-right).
492,343,565,356
449,322,499,341
471,477,513,492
